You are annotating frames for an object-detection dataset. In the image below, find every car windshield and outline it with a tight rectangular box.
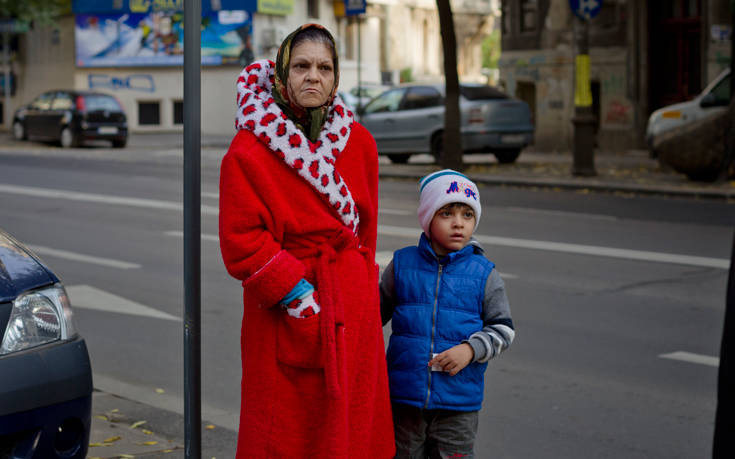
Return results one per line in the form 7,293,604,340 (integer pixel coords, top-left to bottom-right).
459,85,508,100
83,95,121,111
363,89,404,114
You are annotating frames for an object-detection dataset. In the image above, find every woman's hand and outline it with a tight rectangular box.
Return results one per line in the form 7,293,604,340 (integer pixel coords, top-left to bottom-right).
283,291,321,318
428,343,474,376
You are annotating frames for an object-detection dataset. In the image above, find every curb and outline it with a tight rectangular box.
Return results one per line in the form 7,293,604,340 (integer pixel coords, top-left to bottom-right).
379,170,735,200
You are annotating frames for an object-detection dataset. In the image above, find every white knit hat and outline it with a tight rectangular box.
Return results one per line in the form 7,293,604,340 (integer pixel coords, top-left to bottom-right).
418,169,481,238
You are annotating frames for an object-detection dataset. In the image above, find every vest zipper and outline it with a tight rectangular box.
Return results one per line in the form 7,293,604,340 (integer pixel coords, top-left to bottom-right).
424,263,442,409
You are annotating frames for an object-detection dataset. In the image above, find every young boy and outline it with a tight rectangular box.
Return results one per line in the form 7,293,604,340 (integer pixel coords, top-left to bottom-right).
380,169,515,459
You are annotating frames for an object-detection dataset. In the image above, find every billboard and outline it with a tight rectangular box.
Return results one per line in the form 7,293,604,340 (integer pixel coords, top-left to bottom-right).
74,10,253,67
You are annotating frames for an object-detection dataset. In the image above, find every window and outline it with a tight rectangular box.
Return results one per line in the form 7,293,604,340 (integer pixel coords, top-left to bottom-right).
501,0,510,35
173,100,184,125
51,92,74,110
402,87,442,110
138,101,160,125
30,93,54,110
709,74,731,105
307,0,319,18
520,0,537,33
85,95,121,111
363,89,405,114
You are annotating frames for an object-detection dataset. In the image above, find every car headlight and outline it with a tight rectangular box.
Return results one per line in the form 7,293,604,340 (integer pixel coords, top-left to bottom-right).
0,284,77,355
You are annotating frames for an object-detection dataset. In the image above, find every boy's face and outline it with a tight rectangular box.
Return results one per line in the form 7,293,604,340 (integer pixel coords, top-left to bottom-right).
429,203,476,257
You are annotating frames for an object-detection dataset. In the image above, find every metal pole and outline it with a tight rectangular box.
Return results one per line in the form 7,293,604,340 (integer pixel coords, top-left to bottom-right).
571,15,597,176
3,30,10,134
183,0,201,458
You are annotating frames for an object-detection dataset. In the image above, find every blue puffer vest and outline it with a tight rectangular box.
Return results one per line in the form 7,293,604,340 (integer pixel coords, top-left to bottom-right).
387,234,494,411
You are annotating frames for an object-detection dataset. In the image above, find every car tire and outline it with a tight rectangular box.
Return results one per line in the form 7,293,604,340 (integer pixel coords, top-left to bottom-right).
494,149,521,164
60,127,78,148
387,154,410,164
112,138,127,148
12,121,27,140
431,132,444,164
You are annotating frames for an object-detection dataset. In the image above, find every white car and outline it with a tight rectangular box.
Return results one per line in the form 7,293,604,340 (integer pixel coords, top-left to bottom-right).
646,68,730,156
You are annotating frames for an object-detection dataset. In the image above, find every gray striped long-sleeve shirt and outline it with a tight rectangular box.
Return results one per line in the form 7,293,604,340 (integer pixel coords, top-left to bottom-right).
380,248,515,364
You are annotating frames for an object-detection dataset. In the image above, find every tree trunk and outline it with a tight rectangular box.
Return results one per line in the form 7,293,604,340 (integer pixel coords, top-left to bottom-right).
436,0,463,171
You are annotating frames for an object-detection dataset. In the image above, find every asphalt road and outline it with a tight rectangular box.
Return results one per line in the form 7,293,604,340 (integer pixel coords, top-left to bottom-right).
0,146,733,458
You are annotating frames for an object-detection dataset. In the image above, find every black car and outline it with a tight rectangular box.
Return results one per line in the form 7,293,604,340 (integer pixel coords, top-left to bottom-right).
12,90,128,148
0,228,93,459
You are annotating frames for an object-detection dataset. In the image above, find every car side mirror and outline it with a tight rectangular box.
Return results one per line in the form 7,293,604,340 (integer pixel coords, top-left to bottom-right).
700,93,728,108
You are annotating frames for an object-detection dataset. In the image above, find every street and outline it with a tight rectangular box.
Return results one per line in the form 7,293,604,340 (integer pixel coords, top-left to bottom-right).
0,143,733,458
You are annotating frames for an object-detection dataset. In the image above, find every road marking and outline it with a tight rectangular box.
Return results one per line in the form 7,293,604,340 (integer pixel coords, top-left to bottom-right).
201,192,219,199
375,249,518,279
659,351,719,368
164,230,219,242
377,225,730,269
28,245,141,269
67,285,180,321
503,206,618,221
0,183,218,215
379,208,413,216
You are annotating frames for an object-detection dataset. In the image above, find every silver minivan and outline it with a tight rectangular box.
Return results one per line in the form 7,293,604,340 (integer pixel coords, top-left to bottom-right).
646,68,730,157
359,83,534,164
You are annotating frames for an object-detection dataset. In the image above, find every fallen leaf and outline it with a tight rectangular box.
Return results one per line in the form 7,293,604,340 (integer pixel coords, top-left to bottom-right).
155,388,165,394
119,455,135,459
137,440,159,446
94,415,108,421
111,408,120,413
103,436,121,443
205,424,215,430
130,420,147,429
142,429,154,435
88,443,103,447
163,449,174,453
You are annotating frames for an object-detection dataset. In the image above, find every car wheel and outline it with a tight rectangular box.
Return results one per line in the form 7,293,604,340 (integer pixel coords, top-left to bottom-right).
12,121,27,140
60,127,78,148
494,149,521,164
431,132,444,164
112,138,127,148
387,154,410,164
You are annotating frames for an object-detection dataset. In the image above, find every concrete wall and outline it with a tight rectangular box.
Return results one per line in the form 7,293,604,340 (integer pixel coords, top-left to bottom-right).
6,16,77,125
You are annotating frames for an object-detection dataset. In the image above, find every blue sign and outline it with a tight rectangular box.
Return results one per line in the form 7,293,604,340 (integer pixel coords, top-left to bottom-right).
344,0,366,16
569,0,602,20
72,0,256,15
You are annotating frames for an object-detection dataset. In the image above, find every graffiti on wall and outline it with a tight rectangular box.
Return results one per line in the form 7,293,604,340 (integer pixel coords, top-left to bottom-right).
604,99,633,125
88,74,156,92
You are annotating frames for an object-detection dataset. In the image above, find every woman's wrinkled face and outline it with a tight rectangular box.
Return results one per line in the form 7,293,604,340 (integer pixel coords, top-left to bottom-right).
287,40,335,108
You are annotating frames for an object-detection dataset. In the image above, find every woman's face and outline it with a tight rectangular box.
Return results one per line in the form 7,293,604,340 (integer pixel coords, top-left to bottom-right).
287,40,335,108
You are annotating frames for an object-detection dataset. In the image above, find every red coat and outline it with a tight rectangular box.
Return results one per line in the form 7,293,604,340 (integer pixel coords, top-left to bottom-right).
219,61,395,458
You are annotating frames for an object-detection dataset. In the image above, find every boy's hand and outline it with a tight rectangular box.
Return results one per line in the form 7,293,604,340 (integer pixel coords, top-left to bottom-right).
428,343,474,376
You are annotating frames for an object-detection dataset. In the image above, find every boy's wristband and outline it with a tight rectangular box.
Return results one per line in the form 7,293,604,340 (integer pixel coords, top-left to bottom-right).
280,278,314,305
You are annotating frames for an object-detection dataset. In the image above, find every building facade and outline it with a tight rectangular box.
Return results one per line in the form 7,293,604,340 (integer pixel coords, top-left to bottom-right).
1,0,497,136
498,0,732,152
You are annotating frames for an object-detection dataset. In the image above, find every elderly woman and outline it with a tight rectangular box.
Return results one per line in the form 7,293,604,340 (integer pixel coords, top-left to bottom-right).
218,24,395,458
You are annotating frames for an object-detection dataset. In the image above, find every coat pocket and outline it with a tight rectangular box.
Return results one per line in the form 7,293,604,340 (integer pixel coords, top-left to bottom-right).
276,312,324,369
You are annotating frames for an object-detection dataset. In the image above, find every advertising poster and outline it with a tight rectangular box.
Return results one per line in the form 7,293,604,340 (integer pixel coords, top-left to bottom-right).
75,10,253,67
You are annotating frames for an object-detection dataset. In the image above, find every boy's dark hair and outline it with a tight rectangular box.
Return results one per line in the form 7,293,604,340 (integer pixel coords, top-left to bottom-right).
436,202,476,214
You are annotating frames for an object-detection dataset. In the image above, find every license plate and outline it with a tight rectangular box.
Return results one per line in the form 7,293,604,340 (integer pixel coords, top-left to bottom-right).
98,126,118,134
500,134,525,144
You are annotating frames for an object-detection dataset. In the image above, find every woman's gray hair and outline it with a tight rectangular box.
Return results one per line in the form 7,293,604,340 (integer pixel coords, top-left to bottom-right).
291,27,336,63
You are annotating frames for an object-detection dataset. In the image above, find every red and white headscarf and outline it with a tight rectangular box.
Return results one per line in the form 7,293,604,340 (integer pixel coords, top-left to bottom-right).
235,60,359,235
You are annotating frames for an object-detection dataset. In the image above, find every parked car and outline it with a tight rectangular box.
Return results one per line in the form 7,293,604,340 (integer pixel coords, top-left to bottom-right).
359,83,534,164
349,83,391,110
0,228,92,459
646,68,730,157
12,90,128,148
338,91,359,112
